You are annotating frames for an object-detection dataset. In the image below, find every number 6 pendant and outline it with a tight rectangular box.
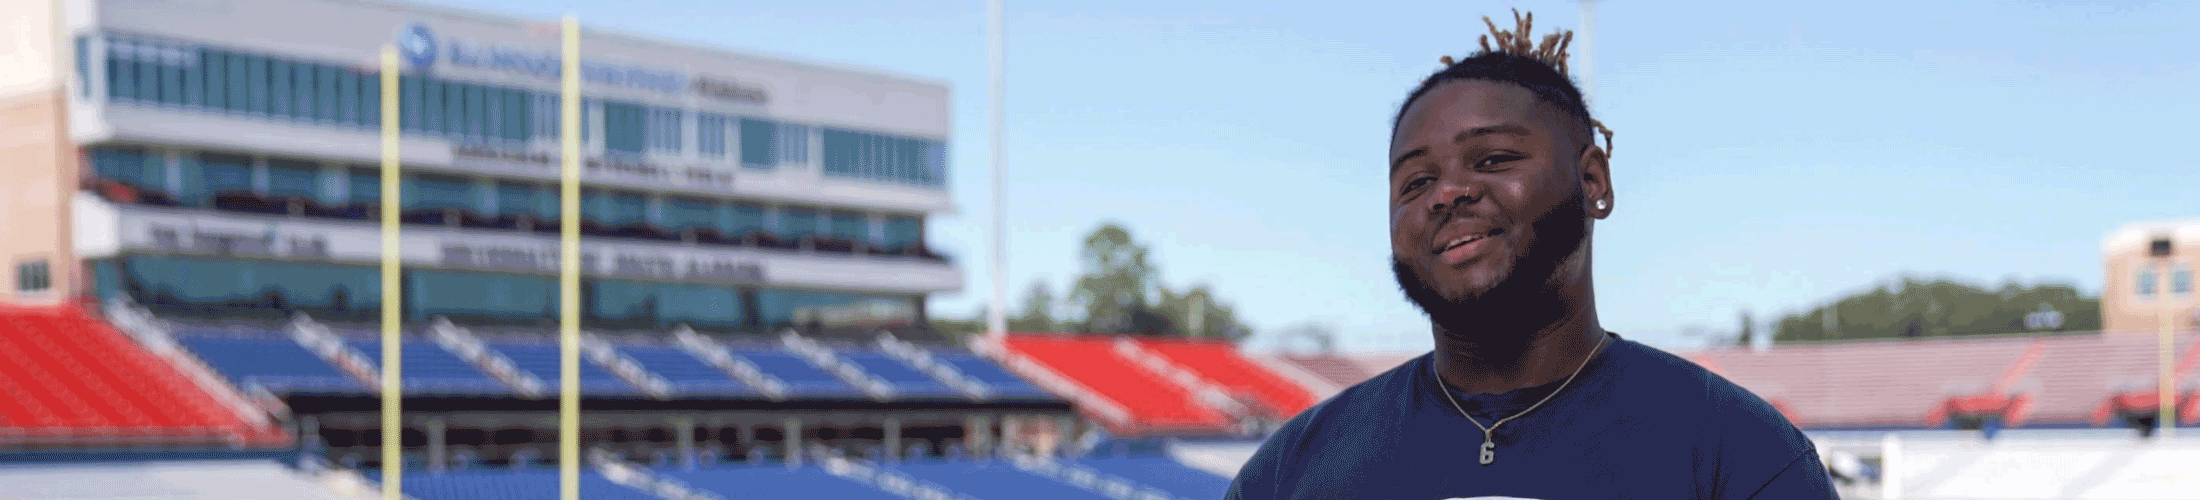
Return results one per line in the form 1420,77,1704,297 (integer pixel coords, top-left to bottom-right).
1478,440,1495,465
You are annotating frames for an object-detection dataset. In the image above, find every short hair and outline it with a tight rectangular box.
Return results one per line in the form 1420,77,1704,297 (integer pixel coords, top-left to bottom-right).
1391,10,1614,157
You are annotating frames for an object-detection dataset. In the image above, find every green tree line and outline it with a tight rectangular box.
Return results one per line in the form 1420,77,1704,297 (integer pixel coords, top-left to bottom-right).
1769,275,2101,344
930,223,1253,342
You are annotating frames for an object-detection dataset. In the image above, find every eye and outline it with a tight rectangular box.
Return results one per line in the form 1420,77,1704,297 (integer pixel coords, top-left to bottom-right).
1400,176,1434,195
1475,154,1525,170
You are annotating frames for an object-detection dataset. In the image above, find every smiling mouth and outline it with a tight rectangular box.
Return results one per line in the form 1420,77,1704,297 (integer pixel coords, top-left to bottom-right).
1433,228,1504,255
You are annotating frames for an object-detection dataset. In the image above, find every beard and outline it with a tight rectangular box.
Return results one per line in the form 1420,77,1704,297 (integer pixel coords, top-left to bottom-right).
1392,188,1590,356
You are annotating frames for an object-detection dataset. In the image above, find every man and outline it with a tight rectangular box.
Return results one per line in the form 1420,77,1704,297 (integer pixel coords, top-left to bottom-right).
1225,12,1839,499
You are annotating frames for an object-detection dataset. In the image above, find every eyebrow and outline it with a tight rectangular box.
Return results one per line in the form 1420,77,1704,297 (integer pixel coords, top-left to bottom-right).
1389,124,1534,173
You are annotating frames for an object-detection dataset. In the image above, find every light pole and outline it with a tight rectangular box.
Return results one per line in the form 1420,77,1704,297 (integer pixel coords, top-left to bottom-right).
986,0,1008,340
2155,240,2175,439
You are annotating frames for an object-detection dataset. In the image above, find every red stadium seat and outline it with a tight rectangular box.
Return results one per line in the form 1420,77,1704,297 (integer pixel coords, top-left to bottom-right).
0,305,281,447
999,334,1233,434
1132,337,1319,419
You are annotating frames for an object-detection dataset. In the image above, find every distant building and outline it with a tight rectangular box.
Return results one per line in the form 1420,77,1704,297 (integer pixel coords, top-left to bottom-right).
2101,219,2200,335
2,0,961,339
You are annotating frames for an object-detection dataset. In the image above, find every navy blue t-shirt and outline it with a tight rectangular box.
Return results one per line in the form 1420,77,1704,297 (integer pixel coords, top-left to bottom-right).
1226,333,1837,499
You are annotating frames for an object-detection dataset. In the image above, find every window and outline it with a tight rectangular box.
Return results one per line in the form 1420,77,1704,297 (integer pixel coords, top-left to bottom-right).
400,75,423,132
780,123,809,165
496,181,543,219
16,260,51,293
601,101,646,154
270,60,292,118
884,215,922,250
76,36,89,97
408,269,556,322
424,80,444,136
247,55,269,115
347,167,381,205
648,107,683,154
778,206,818,239
463,84,485,139
739,118,778,168
2176,265,2193,296
821,128,945,186
582,189,647,227
134,44,157,103
698,114,731,157
199,153,253,195
663,197,716,233
756,289,917,331
724,202,765,236
107,39,134,101
339,68,360,125
92,147,155,187
2151,238,2173,257
829,211,866,242
201,48,227,110
2139,267,2159,298
404,174,475,212
266,159,320,199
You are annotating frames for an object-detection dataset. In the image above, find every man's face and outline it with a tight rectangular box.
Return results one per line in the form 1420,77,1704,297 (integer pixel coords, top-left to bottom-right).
1389,80,1604,333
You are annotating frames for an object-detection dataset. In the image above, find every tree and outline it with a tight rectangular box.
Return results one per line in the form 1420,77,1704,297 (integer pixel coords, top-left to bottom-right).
1770,275,2102,343
1736,309,1755,346
1276,321,1339,355
1154,283,1253,340
1067,223,1160,334
1009,279,1060,332
928,305,987,345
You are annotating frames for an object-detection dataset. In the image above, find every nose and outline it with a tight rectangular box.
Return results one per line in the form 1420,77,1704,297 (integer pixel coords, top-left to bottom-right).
1429,180,1482,215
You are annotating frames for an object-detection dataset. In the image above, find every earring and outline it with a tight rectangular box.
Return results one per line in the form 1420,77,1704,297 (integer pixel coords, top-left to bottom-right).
1595,199,1608,210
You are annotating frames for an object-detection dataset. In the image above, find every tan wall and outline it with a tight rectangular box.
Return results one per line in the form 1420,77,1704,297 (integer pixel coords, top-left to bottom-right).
0,90,78,306
2102,235,2200,335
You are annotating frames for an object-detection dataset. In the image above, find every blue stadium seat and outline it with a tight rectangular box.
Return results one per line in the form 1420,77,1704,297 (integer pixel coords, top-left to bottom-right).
1075,457,1230,500
347,340,512,396
936,353,1055,399
623,346,757,396
735,351,861,397
659,466,902,499
843,352,962,398
492,343,641,396
364,469,659,500
175,337,364,393
889,462,1114,500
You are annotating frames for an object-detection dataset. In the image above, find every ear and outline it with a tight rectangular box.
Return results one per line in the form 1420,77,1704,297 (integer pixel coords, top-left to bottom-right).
1578,144,1612,219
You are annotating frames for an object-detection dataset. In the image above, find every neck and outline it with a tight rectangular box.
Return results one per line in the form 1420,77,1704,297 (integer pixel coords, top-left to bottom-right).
1431,284,1606,396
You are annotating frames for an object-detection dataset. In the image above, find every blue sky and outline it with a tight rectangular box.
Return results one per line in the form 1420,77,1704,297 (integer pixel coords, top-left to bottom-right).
426,0,2200,353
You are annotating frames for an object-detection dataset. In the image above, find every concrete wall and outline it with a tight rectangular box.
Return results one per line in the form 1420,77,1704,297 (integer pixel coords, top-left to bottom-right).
0,0,79,305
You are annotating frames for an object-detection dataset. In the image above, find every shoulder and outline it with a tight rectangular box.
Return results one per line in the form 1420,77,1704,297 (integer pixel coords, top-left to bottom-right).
1228,353,1433,498
1615,340,1803,441
1611,340,1832,496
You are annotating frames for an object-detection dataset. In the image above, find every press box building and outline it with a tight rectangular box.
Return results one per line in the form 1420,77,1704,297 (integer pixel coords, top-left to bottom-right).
3,0,963,337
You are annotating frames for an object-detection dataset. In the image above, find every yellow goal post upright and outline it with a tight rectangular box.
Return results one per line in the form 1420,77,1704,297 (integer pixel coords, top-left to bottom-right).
559,14,584,500
377,45,403,500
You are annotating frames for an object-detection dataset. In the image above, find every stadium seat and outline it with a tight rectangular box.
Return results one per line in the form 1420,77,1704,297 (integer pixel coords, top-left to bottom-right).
346,339,513,396
842,352,963,399
174,337,364,394
889,462,1114,500
491,343,642,396
623,345,758,396
934,352,1055,399
364,469,660,500
735,350,863,397
1074,456,1232,500
1134,338,1319,418
0,305,275,447
1002,335,1234,432
659,466,902,499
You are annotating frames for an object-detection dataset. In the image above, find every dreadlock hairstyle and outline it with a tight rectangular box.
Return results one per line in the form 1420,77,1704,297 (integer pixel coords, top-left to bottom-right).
1394,9,1614,157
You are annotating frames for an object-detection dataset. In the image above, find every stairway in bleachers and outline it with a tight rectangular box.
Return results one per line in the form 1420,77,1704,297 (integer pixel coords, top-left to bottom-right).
1133,338,1318,419
735,350,865,397
346,340,513,396
935,352,1055,399
173,337,365,394
492,343,644,396
843,351,964,399
622,345,760,397
0,305,280,447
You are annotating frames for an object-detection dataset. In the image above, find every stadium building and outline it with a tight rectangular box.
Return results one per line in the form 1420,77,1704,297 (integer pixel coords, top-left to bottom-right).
2101,219,2200,335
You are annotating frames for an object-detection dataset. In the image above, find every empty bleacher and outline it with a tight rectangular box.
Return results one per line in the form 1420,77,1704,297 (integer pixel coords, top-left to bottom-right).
623,345,758,396
173,337,363,394
736,350,863,397
0,305,274,447
1134,338,1317,418
1074,456,1232,500
659,466,903,499
936,352,1055,399
2018,333,2200,425
365,469,660,500
1271,353,1370,392
1001,335,1234,433
843,351,963,399
347,339,513,396
891,462,1115,500
492,342,641,396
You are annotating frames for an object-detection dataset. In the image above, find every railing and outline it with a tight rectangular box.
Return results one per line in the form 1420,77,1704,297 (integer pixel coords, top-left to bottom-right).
587,447,725,500
103,297,278,446
288,313,382,388
674,326,788,400
977,337,1136,430
877,331,993,400
430,318,548,398
781,330,897,401
1113,338,1250,419
582,333,675,400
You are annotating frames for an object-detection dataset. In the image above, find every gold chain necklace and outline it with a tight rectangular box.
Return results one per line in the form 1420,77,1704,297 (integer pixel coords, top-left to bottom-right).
1434,332,1610,465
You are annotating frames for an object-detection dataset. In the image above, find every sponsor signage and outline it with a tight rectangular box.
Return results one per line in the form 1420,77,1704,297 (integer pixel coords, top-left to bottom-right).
147,223,331,260
438,242,765,283
398,23,770,104
448,145,737,193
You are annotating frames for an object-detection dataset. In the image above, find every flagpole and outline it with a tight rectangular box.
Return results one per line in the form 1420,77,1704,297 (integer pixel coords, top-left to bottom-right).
376,44,403,500
986,0,1008,339
1579,0,1596,101
559,14,584,500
